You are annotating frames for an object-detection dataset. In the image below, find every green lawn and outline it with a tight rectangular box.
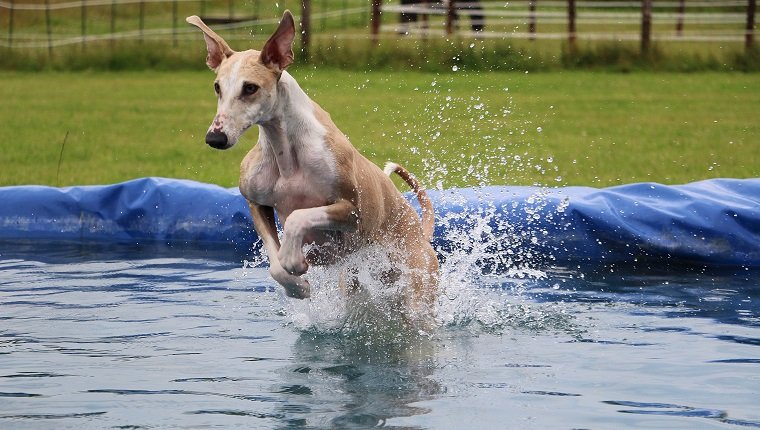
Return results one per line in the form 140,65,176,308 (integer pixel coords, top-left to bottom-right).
0,69,757,189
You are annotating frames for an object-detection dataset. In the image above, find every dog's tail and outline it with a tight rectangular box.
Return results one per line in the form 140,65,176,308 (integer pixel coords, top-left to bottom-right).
384,162,435,242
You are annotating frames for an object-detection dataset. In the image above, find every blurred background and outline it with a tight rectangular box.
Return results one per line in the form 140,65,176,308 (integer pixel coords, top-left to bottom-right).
1,0,757,71
0,1,757,188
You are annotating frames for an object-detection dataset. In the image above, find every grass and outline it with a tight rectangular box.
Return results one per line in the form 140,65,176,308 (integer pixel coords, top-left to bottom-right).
0,69,757,189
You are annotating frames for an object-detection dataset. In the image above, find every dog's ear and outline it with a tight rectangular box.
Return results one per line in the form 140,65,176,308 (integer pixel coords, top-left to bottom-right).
260,10,296,72
186,15,235,71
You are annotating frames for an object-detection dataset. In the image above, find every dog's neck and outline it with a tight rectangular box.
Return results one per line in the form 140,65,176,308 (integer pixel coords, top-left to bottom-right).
257,71,326,178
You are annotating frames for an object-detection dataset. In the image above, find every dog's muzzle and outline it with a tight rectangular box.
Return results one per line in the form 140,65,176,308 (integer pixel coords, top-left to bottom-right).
205,130,229,150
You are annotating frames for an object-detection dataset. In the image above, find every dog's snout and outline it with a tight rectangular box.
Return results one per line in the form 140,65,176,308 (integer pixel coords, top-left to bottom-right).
205,130,229,149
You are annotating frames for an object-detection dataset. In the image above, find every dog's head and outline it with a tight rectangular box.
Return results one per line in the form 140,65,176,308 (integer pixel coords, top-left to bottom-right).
187,11,295,150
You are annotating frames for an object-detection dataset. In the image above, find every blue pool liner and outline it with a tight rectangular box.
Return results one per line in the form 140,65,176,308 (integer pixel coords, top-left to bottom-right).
0,177,758,267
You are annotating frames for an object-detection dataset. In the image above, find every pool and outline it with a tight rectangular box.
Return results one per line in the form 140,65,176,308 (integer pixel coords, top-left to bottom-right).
1,177,759,428
1,241,759,429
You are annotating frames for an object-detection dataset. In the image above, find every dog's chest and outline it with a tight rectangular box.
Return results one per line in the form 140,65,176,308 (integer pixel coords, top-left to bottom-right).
240,147,336,217
271,174,333,219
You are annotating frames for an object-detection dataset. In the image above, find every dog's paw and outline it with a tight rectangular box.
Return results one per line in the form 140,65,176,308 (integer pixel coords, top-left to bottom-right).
269,265,311,299
278,249,309,276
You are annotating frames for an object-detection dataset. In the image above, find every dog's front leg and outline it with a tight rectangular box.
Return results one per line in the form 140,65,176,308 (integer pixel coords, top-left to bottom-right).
248,202,311,299
278,199,359,276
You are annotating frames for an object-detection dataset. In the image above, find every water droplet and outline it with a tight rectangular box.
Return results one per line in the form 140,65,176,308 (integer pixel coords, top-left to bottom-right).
536,127,543,133
431,81,437,87
452,65,459,72
469,43,475,48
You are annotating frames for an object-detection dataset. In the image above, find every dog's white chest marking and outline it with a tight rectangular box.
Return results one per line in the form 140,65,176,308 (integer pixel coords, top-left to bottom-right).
240,72,336,220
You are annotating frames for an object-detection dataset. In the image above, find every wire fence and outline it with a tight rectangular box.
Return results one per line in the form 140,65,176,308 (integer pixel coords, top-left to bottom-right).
0,0,756,54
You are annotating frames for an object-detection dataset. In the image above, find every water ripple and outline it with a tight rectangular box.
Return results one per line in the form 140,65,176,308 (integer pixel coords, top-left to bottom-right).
604,400,760,428
0,411,107,420
86,389,281,404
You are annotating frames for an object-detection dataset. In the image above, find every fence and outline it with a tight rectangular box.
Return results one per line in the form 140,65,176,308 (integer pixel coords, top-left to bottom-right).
374,0,757,52
1,0,756,57
0,0,368,53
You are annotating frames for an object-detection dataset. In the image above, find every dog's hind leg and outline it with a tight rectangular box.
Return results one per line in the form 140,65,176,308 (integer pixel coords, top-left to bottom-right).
402,244,439,331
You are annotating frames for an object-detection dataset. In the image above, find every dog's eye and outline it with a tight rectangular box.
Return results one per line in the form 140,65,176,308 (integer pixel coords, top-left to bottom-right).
213,82,221,96
242,83,259,96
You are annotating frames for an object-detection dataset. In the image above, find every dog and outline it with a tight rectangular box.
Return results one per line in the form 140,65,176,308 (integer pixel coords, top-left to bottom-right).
187,11,438,325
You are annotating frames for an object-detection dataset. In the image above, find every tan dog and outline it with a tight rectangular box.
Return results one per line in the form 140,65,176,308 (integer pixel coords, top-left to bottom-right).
187,11,438,325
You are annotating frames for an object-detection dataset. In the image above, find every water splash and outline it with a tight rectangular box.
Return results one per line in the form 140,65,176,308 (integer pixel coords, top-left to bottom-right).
284,245,412,337
271,183,574,336
263,74,572,336
429,186,578,332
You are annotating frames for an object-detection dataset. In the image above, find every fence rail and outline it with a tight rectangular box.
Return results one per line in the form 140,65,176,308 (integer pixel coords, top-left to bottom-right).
375,0,756,51
1,0,756,54
0,0,197,12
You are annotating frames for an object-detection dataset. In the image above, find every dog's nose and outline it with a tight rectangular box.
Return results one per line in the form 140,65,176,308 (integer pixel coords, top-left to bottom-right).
205,130,228,149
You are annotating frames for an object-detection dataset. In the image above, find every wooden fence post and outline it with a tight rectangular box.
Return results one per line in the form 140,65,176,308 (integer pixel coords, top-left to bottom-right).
301,0,311,62
110,0,116,50
7,0,14,48
140,1,145,45
8,0,16,48
446,0,456,36
371,0,381,45
641,0,652,54
676,0,685,37
568,0,576,53
747,0,757,50
528,0,537,41
139,1,145,44
421,0,430,35
45,0,53,57
81,1,86,50
172,0,178,47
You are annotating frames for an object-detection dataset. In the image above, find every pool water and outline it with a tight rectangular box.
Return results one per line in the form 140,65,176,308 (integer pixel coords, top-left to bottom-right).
1,243,759,429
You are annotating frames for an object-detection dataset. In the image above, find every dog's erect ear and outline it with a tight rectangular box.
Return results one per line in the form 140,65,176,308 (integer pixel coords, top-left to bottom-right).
260,10,296,72
186,15,235,71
